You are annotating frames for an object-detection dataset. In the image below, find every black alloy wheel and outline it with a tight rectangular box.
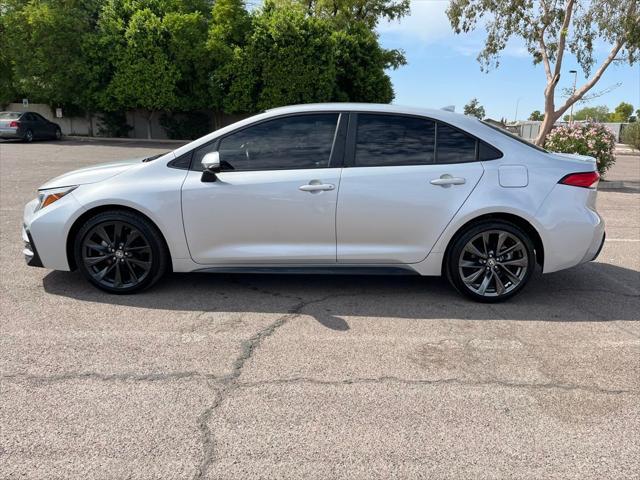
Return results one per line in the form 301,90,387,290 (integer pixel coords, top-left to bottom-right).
74,211,167,293
446,220,536,302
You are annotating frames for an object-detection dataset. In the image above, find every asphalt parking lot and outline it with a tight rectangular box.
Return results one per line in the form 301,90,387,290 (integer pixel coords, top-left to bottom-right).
1,138,639,479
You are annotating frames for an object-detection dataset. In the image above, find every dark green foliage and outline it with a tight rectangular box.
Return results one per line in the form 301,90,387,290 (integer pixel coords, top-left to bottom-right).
160,112,211,139
2,0,406,137
97,111,133,137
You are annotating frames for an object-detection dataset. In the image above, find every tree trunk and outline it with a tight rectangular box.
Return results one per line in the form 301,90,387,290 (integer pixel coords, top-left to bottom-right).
146,111,154,140
535,111,560,146
86,111,94,137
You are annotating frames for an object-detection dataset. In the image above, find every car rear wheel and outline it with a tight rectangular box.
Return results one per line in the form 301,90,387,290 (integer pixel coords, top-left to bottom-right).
74,210,168,294
54,127,62,140
24,129,34,142
446,220,536,302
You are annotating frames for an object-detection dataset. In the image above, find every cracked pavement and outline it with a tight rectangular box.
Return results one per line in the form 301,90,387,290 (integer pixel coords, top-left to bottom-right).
1,140,639,479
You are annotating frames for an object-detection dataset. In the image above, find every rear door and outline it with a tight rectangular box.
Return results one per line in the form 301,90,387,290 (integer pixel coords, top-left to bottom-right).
336,113,485,264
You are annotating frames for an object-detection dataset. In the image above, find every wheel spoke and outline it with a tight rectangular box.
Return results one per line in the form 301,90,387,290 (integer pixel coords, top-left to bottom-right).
125,260,139,282
477,272,492,295
124,229,141,248
113,262,122,287
496,232,507,255
114,222,124,246
492,269,506,295
127,258,151,269
499,264,522,285
85,241,107,252
460,259,482,268
463,268,485,284
499,257,528,267
93,263,115,281
481,232,490,256
126,245,150,252
464,242,486,259
498,242,522,257
95,226,112,246
83,254,109,266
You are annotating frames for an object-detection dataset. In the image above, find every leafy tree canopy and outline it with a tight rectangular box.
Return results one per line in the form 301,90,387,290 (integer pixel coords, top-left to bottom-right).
463,98,485,119
609,102,634,122
447,0,640,144
276,0,410,29
529,110,544,121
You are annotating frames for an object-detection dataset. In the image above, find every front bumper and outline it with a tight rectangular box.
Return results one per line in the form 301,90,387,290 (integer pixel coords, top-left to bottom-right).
22,226,43,267
23,193,85,271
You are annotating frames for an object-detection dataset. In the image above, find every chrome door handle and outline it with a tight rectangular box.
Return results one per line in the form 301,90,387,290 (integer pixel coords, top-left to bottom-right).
299,183,335,192
430,174,466,186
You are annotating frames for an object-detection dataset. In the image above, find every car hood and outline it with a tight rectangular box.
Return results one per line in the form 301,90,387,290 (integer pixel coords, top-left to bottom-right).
39,158,143,190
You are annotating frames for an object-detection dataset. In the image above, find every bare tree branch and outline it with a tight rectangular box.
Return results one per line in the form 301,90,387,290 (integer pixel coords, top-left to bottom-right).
552,0,575,79
554,38,624,117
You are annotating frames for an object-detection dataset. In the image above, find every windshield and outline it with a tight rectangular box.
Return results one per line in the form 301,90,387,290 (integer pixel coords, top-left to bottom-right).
0,112,22,120
481,121,548,153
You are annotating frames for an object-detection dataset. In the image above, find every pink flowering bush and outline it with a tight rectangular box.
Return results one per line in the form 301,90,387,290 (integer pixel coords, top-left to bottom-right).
544,123,616,175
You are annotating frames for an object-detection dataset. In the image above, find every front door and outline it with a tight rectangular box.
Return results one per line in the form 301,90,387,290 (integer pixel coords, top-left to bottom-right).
337,113,484,264
181,113,345,264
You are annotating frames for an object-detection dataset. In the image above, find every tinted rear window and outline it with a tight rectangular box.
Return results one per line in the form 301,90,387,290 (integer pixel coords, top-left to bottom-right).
355,114,435,166
436,123,476,163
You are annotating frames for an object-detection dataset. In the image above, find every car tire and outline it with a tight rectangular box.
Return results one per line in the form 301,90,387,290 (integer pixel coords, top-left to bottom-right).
74,210,168,294
24,129,34,142
54,127,62,140
445,220,536,303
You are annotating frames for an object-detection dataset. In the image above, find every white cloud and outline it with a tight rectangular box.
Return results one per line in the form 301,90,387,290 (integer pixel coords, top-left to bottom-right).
377,1,453,43
379,0,531,59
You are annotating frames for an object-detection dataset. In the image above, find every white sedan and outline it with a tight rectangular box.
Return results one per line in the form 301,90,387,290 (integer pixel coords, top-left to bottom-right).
23,103,605,302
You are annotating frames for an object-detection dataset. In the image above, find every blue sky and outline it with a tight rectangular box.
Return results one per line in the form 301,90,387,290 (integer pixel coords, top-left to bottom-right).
377,0,640,120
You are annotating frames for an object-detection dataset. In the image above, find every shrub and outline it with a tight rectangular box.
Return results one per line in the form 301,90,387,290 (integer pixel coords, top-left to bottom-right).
621,122,640,151
544,123,616,175
160,112,211,140
97,111,133,138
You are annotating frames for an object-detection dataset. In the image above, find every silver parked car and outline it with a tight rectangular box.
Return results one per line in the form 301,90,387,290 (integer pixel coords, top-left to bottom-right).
22,103,605,301
0,111,62,142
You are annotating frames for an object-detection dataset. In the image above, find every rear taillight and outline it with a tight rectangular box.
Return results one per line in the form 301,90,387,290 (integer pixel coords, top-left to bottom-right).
9,121,20,128
559,171,600,188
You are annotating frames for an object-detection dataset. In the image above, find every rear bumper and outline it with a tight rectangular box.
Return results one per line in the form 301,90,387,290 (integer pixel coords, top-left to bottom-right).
0,128,21,139
536,184,605,273
586,231,606,262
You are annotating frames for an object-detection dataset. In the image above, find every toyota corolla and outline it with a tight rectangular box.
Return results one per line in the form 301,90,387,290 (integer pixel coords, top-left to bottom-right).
22,104,605,302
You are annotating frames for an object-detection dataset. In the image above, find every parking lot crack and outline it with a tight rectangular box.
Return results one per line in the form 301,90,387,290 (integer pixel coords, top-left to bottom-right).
193,291,361,479
2,370,221,385
237,376,638,396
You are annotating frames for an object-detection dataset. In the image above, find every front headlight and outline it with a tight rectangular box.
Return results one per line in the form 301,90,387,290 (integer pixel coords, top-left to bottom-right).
36,186,77,211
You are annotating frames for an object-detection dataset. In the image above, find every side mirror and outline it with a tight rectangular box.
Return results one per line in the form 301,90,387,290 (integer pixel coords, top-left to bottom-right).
201,151,221,172
201,151,220,182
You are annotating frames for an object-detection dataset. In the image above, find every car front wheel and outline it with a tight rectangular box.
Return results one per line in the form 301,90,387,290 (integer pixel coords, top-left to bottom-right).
74,210,168,294
446,220,536,302
24,129,34,142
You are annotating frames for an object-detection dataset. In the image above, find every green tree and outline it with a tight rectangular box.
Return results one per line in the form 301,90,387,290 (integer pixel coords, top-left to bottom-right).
529,110,544,121
207,0,251,126
331,22,403,103
4,0,102,112
223,3,337,113
98,0,211,138
609,102,634,122
563,105,610,122
463,98,485,119
277,0,410,29
447,0,640,145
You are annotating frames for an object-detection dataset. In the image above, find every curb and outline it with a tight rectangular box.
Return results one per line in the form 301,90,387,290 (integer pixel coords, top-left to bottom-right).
598,180,640,192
